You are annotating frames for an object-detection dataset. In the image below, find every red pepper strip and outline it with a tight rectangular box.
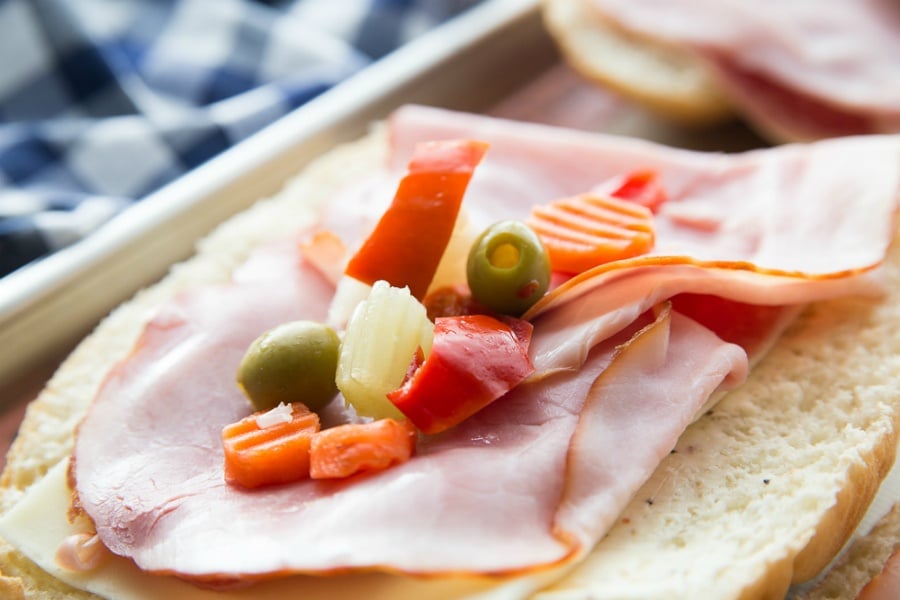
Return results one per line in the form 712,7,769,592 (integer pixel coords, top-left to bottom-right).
344,139,489,300
598,170,668,213
387,314,534,435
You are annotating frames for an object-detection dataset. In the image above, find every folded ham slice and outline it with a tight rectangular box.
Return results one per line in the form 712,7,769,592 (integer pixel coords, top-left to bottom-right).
583,0,900,140
554,303,748,547
72,107,900,584
383,107,900,372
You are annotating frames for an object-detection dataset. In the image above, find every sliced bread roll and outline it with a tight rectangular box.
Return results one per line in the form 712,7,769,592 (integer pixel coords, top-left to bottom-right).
799,504,900,600
1,114,899,600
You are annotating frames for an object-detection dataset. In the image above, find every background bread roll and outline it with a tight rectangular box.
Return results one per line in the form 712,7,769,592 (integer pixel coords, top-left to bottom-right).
541,0,733,126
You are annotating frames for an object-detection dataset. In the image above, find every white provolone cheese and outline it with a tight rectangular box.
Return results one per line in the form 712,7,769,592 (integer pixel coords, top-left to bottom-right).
0,459,561,600
4,448,900,598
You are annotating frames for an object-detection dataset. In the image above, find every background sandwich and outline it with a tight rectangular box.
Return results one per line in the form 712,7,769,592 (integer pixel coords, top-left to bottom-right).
542,0,900,143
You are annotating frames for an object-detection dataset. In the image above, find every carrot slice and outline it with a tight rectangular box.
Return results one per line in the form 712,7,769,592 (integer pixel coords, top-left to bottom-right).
526,192,656,274
299,230,347,285
344,139,489,300
222,403,320,489
309,419,417,479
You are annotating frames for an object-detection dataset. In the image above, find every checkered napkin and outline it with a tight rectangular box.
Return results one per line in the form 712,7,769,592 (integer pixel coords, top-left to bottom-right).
0,0,481,277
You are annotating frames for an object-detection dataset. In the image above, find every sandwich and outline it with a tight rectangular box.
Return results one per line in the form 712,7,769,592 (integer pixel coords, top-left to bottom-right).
0,105,899,599
541,0,900,143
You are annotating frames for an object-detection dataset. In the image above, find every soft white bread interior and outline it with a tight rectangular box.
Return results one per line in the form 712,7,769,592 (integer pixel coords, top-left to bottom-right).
1,119,900,600
541,0,733,126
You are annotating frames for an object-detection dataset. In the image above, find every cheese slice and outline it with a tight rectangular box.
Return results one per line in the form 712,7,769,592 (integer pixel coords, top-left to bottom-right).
0,459,561,600
7,446,900,600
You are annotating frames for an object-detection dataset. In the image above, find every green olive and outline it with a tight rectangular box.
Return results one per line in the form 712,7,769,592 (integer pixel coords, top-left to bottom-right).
466,220,551,317
236,320,340,412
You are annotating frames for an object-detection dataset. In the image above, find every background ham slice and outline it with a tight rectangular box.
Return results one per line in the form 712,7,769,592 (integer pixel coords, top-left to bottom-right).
386,106,900,275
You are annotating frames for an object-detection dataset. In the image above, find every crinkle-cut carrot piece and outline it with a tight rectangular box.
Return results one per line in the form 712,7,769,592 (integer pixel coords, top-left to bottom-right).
222,403,320,489
526,192,656,274
309,419,417,480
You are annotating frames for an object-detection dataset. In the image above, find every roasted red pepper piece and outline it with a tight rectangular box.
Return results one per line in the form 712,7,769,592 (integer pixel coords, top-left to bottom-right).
422,284,486,320
387,314,534,435
344,139,489,300
600,170,668,213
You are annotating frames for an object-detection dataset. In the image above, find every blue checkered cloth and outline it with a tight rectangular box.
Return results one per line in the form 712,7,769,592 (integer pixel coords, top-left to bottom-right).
0,0,482,277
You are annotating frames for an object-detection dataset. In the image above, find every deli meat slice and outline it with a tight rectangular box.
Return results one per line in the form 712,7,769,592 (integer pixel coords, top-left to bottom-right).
582,0,900,140
384,106,899,372
553,304,747,546
72,107,900,583
73,253,748,580
387,106,900,274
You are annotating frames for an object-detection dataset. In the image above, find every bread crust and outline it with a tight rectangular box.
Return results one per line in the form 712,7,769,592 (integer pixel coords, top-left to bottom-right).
799,503,900,600
794,430,899,582
1,120,898,599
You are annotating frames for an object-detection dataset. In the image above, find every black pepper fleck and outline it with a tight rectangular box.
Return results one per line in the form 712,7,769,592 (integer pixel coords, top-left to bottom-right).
763,479,771,485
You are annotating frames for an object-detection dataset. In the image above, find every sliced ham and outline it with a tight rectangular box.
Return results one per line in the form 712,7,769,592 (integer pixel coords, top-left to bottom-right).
330,106,900,278
72,107,900,584
554,303,748,547
385,106,900,275
370,106,900,372
72,251,748,581
526,259,881,375
585,0,900,140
